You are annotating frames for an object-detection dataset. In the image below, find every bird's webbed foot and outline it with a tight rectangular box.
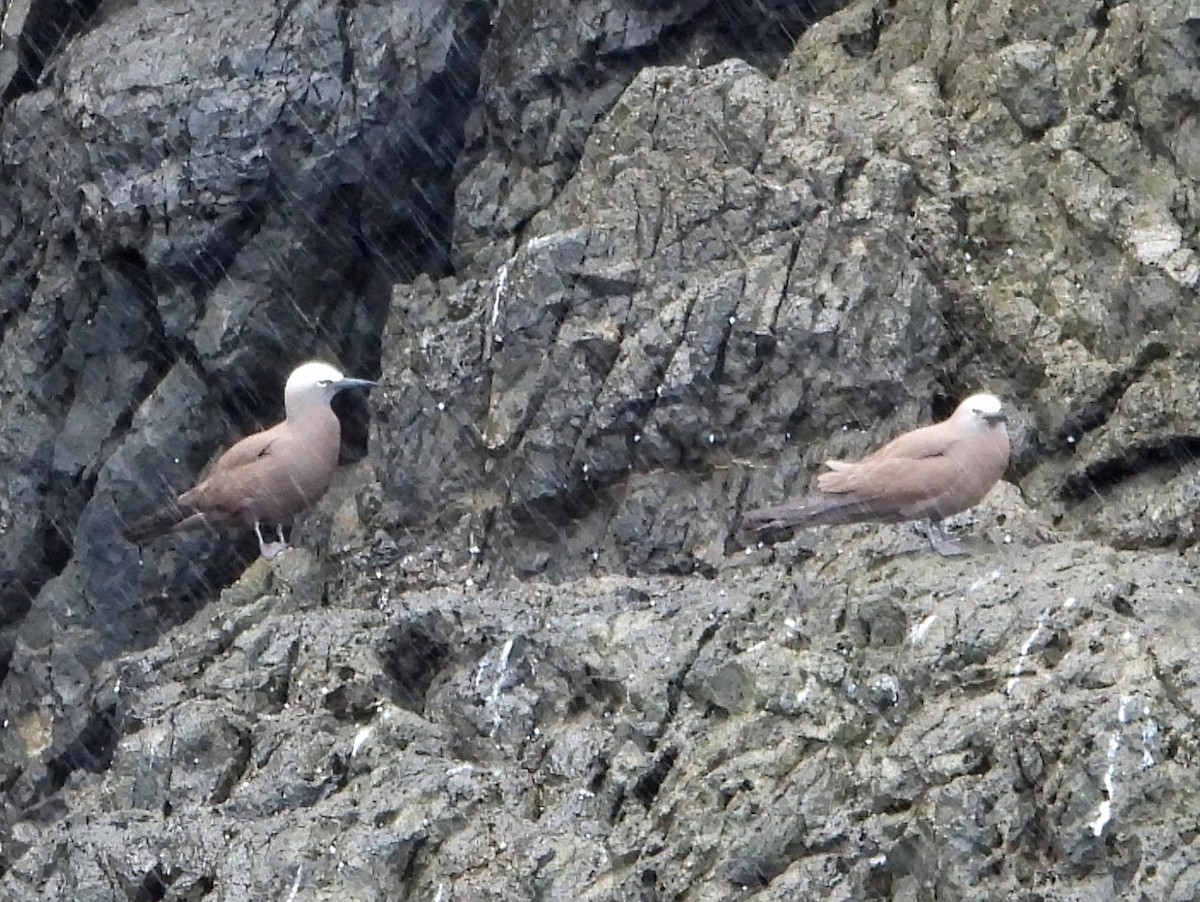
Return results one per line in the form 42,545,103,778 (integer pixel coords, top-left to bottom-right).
924,519,968,556
255,522,289,559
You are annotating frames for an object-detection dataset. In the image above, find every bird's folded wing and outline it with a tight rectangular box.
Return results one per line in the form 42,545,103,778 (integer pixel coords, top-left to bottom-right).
866,422,959,462
816,453,961,508
207,428,279,475
178,430,280,516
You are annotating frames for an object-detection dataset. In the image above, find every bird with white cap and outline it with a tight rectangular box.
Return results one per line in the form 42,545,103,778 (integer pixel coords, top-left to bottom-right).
123,361,377,558
742,393,1011,555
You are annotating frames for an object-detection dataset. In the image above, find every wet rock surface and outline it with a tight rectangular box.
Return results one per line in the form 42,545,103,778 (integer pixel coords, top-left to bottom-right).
8,536,1200,900
2,0,1200,898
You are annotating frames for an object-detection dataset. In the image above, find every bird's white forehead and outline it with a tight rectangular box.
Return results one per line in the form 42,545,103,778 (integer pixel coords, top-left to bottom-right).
287,361,345,389
961,393,1004,415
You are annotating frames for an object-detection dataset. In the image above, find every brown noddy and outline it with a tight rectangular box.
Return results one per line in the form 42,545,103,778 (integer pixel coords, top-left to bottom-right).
742,393,1010,555
123,361,376,558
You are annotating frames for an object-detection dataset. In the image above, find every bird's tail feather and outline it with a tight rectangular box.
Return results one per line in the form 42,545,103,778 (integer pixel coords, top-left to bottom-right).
122,502,194,543
741,492,877,531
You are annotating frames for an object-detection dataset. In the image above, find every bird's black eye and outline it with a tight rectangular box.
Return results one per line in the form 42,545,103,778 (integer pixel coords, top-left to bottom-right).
319,379,332,386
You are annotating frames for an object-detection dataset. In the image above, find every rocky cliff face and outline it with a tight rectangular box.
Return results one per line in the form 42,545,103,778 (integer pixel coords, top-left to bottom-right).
2,0,1199,898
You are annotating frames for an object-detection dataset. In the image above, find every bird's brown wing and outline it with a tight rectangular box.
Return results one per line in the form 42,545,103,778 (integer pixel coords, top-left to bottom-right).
860,421,957,463
819,421,958,488
177,428,281,515
125,427,284,542
816,449,960,513
816,417,964,510
744,434,962,530
204,426,281,475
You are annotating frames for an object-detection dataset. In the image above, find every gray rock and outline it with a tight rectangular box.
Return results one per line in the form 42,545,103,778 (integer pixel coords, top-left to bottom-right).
7,542,1198,899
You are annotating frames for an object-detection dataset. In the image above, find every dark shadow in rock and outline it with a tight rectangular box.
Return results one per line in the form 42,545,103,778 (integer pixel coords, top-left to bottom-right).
2,0,106,103
1059,437,1200,501
38,703,119,795
632,745,678,808
379,616,458,714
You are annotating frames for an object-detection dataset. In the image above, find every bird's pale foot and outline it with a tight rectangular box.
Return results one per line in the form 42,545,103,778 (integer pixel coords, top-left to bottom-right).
254,521,289,559
261,539,288,559
925,520,968,556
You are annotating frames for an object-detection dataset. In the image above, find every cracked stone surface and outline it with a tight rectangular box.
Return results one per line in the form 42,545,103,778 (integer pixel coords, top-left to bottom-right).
7,537,1200,899
3,0,1200,897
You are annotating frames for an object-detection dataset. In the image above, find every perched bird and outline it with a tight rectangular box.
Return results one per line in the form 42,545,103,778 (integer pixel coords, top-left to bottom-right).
123,361,376,558
742,393,1010,555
